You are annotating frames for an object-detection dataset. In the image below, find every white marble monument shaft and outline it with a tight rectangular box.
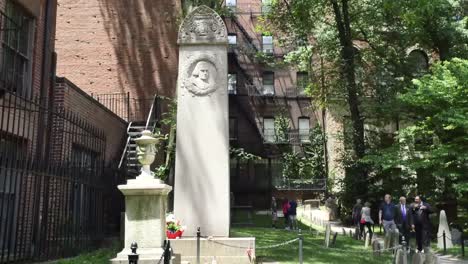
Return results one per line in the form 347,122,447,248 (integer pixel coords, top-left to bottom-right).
174,6,229,237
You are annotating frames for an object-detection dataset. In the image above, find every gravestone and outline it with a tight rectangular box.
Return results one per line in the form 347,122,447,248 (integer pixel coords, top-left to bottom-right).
331,232,338,247
324,223,331,247
170,6,254,263
364,233,370,249
173,5,230,237
451,228,462,245
437,210,453,249
342,228,346,236
372,240,382,256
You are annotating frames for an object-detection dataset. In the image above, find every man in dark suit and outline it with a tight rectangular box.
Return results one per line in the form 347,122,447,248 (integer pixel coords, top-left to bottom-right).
411,195,434,252
395,196,413,245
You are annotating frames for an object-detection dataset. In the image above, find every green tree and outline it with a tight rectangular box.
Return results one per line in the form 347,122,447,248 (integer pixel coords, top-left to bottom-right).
365,58,468,203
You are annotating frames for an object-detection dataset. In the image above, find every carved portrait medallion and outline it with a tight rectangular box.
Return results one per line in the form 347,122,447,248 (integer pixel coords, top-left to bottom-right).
182,54,220,96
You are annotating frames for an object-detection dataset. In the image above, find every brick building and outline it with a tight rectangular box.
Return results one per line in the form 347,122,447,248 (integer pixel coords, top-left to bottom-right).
55,0,182,120
0,0,128,262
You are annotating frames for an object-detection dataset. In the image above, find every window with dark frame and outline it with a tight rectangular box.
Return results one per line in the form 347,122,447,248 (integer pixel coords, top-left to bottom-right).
229,116,238,140
262,72,274,96
263,117,275,143
0,0,33,98
228,34,237,45
226,0,236,8
298,117,310,142
228,73,237,94
296,72,308,93
262,35,273,54
0,133,27,251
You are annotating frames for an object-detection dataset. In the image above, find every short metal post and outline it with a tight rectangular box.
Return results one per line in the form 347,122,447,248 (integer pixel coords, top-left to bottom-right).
402,236,407,264
443,230,447,255
197,227,201,264
461,231,465,257
128,242,139,264
298,229,303,264
164,240,172,264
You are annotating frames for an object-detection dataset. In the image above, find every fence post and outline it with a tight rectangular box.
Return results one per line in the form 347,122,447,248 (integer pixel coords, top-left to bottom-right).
164,240,172,264
197,227,201,264
461,231,465,257
128,242,138,264
298,229,303,264
443,230,447,255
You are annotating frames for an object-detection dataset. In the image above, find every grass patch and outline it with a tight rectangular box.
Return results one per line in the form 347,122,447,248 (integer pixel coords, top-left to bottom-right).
432,244,468,260
52,241,120,264
231,214,393,264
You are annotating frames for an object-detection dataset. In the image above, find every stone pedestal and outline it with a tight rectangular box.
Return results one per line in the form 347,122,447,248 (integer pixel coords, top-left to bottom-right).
170,237,255,264
111,178,172,263
173,5,230,237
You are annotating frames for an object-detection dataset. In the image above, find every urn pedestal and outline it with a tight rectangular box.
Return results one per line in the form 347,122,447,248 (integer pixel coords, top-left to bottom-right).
111,130,172,263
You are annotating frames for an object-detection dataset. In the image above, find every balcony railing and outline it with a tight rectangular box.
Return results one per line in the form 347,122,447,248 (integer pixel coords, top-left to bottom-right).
263,129,311,145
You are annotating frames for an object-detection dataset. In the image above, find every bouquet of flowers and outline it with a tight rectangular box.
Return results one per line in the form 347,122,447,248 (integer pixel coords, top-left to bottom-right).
166,213,185,239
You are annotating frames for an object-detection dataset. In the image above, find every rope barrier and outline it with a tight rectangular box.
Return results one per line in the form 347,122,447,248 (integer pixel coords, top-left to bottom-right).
200,235,300,249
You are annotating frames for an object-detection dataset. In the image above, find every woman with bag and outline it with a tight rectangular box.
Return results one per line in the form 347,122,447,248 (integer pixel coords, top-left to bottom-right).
360,202,374,240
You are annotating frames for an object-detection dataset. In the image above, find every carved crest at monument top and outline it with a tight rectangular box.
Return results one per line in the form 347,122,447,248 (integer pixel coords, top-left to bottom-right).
178,5,228,44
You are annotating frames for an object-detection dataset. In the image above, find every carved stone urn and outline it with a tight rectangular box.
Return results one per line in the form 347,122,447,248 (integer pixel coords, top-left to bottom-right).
135,130,160,181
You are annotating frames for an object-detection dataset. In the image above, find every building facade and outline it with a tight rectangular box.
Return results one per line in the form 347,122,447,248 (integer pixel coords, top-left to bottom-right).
0,0,128,262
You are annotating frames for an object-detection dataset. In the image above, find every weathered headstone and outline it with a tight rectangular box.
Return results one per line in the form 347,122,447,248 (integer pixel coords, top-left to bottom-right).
364,232,370,249
331,232,338,247
394,248,407,264
372,240,382,256
324,223,331,247
437,210,453,249
173,5,230,237
451,228,462,245
342,228,346,236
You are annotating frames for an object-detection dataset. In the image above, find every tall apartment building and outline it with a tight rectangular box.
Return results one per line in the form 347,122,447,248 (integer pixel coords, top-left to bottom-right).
54,0,333,208
224,0,331,207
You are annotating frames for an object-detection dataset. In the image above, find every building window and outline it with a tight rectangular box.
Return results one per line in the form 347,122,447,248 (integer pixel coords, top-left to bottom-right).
263,117,275,143
228,73,237,94
228,34,237,45
226,0,236,8
296,72,308,93
262,36,273,54
298,117,310,142
262,0,272,13
408,50,429,76
262,35,273,54
262,72,274,96
71,144,99,173
229,117,237,140
0,1,34,98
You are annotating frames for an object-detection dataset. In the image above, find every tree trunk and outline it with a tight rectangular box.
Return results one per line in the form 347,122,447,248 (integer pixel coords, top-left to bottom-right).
330,0,367,203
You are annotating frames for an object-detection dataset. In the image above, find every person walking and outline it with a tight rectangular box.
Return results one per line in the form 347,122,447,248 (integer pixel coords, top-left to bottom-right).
379,194,398,248
351,199,362,238
360,202,374,240
282,198,290,229
271,197,278,228
288,199,298,231
411,195,433,252
395,196,413,245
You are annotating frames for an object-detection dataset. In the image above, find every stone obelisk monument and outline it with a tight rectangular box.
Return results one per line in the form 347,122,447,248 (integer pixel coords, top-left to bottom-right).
174,5,230,237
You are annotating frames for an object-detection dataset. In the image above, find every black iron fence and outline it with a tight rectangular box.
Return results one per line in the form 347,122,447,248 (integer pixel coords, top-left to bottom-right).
0,89,125,263
91,92,162,122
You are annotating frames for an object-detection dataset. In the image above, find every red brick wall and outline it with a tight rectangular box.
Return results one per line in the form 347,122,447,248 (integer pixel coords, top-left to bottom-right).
55,0,181,101
54,77,127,165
